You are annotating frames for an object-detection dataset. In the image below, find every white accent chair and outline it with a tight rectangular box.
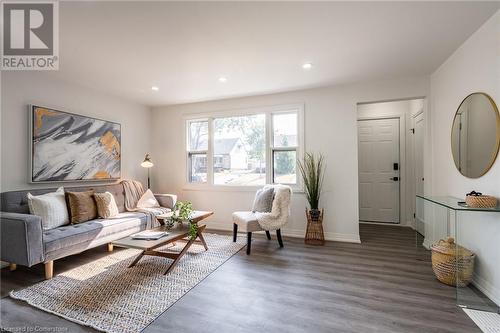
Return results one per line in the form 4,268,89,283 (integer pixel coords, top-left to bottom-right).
232,185,292,255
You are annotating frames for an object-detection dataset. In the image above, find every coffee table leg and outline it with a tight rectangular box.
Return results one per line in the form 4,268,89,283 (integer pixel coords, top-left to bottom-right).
164,238,195,275
129,251,145,268
197,232,208,251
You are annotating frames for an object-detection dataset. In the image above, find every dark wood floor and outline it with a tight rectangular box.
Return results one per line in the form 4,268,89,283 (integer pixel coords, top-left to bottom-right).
1,224,480,333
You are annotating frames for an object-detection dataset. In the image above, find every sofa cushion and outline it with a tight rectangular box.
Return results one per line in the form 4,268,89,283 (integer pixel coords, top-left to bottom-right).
137,189,160,208
27,187,69,230
0,183,127,215
43,212,147,254
66,190,98,224
94,192,119,218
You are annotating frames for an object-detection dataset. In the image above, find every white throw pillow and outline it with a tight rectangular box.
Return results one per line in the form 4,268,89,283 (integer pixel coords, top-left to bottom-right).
27,187,69,230
137,189,160,208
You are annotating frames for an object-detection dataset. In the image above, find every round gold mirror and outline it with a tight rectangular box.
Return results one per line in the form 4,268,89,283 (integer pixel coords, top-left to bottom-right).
451,93,500,178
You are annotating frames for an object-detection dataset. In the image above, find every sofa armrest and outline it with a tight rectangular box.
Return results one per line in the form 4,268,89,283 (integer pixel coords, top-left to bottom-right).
0,212,45,267
154,194,177,210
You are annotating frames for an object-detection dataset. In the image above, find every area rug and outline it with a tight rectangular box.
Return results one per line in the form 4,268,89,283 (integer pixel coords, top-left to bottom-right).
10,234,245,333
463,309,500,333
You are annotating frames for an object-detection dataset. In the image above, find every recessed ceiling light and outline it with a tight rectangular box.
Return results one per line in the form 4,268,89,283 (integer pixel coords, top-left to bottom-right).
218,77,227,83
302,63,313,70
151,86,159,91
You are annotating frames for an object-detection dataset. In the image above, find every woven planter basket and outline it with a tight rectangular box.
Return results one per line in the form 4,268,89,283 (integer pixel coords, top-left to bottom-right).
305,209,324,246
465,195,497,208
431,237,475,287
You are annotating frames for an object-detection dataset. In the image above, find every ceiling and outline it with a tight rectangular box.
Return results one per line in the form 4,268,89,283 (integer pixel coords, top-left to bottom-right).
46,1,498,106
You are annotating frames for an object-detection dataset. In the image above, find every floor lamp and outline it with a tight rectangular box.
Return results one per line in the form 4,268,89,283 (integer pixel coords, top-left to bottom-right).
141,154,154,189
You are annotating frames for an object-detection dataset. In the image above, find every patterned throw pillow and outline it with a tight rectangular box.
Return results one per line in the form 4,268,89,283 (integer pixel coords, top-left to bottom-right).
252,187,275,213
93,192,119,218
137,189,160,209
66,190,97,224
27,187,69,230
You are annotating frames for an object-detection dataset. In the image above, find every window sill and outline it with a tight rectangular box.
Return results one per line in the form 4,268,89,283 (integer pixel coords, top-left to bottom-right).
182,184,303,193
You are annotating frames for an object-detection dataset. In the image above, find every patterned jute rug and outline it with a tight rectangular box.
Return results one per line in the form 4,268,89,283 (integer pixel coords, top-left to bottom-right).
10,234,245,333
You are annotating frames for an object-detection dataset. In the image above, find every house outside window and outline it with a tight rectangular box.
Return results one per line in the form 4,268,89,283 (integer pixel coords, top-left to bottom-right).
186,104,303,189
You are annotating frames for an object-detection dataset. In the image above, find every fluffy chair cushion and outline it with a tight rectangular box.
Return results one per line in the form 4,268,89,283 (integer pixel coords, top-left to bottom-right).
232,211,263,232
93,191,119,218
66,190,97,224
27,187,69,230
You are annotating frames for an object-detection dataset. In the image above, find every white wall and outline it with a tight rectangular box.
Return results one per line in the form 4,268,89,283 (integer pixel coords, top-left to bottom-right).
430,10,500,305
151,76,429,243
0,72,152,191
357,99,424,227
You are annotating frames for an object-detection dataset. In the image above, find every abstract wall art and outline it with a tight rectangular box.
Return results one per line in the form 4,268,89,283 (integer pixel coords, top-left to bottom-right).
30,105,121,182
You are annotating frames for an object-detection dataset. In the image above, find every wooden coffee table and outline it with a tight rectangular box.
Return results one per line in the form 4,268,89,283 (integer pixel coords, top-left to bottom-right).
113,211,213,274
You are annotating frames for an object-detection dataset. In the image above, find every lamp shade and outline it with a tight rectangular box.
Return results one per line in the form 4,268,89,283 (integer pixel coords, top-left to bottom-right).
141,154,154,168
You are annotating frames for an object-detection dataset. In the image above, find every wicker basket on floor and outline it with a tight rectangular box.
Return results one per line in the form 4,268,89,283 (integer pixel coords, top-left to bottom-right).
305,209,325,246
431,237,475,287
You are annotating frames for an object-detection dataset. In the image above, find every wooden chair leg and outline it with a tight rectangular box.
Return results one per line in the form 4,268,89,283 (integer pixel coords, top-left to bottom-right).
9,263,17,271
45,261,54,279
265,230,271,240
107,243,114,252
233,223,238,242
276,229,284,248
246,232,252,255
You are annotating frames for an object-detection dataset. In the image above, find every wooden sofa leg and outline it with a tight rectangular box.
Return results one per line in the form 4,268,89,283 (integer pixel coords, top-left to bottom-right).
246,232,252,255
9,263,17,271
45,261,54,279
233,223,238,242
108,243,114,252
265,231,271,240
277,229,284,248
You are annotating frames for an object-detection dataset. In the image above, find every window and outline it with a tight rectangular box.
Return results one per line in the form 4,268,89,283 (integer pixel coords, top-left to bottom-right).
272,113,298,184
187,120,208,183
186,105,302,187
214,114,266,186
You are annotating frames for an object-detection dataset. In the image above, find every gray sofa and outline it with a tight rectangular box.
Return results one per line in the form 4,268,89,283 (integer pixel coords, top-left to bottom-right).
0,183,176,279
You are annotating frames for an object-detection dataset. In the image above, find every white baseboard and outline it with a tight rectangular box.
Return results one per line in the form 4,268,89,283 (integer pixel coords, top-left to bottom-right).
422,239,431,250
207,221,361,244
406,220,416,230
472,273,500,307
359,221,414,228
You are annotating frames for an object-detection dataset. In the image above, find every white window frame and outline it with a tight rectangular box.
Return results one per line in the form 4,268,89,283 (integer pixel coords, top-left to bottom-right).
184,104,304,192
186,118,209,184
270,111,300,185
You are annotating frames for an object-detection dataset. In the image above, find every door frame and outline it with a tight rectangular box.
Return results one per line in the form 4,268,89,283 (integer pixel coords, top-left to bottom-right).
410,110,424,230
357,115,403,224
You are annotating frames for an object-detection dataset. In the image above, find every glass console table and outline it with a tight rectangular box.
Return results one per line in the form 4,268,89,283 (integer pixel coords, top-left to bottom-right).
416,195,500,314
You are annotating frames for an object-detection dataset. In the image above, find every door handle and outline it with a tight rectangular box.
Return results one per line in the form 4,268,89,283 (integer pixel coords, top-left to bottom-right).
391,177,399,181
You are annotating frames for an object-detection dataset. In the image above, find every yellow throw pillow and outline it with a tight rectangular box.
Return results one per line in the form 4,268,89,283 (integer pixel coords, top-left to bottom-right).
94,192,119,218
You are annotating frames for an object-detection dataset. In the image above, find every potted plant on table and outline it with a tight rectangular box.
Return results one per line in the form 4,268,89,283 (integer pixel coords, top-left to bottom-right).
298,152,326,245
167,201,198,240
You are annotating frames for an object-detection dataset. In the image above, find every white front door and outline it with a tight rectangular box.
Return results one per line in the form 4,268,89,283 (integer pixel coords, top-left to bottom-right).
358,118,400,223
